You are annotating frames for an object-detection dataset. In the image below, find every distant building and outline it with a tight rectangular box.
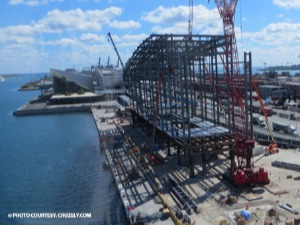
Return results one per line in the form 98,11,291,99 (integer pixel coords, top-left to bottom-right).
50,65,128,103
92,66,127,100
51,68,94,94
93,67,126,90
258,85,287,100
117,95,130,107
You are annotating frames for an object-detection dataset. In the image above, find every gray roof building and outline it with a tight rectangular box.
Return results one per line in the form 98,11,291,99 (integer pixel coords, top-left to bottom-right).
51,68,94,94
94,67,125,90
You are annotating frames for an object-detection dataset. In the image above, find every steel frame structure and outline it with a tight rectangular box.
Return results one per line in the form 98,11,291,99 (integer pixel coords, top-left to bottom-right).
125,34,252,178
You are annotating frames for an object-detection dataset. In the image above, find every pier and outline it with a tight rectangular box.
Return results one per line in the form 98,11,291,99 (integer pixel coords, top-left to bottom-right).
13,99,120,116
92,107,179,225
92,105,300,225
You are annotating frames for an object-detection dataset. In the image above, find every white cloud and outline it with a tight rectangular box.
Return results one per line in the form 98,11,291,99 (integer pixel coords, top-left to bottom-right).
151,23,186,34
142,4,221,35
36,7,139,32
78,0,101,2
243,22,300,46
0,31,147,73
23,0,47,7
142,5,188,24
105,33,147,51
3,2,300,73
38,8,109,31
0,5,142,73
42,38,81,46
240,22,300,66
273,0,300,9
79,33,106,43
244,45,300,68
109,20,140,29
122,33,148,42
0,7,140,45
120,33,148,47
0,44,49,73
1,25,34,35
0,34,34,44
0,25,36,44
9,0,64,6
9,0,23,5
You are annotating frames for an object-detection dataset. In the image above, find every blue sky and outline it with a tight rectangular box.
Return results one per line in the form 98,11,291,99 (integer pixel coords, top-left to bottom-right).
1,0,300,74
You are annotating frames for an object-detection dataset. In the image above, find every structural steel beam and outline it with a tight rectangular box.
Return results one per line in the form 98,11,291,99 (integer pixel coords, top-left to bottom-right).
126,34,252,178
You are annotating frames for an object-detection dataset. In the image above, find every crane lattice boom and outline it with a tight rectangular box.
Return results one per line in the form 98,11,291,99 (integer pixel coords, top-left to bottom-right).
210,0,269,185
215,0,239,74
213,0,247,152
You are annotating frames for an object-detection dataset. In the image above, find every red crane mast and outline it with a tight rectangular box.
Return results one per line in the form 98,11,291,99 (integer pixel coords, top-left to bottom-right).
209,0,269,185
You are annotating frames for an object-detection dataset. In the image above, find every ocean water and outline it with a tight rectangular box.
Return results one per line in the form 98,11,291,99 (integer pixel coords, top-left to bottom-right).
0,74,128,225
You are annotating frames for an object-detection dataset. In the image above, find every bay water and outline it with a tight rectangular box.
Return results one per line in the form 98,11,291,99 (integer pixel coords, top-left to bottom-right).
0,74,128,225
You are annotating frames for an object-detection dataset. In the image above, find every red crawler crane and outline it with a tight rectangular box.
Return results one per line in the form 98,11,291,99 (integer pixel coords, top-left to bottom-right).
209,0,269,185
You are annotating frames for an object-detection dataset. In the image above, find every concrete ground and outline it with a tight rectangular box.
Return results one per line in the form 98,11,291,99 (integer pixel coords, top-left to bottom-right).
122,122,300,225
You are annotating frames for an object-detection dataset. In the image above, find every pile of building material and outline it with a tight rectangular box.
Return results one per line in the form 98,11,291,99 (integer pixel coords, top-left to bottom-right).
272,160,300,172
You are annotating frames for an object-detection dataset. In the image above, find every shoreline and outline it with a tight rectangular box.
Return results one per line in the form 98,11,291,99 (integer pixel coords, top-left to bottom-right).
92,107,181,225
13,104,91,116
13,100,123,116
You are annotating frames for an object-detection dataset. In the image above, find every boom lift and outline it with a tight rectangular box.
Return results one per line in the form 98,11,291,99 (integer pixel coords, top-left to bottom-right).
252,76,278,155
209,0,269,185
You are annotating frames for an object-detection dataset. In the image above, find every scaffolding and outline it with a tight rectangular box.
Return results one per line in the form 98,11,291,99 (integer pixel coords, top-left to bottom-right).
125,34,252,178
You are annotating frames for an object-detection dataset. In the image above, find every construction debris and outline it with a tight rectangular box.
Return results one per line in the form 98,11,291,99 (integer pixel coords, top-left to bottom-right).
264,208,280,225
234,212,247,225
279,203,299,215
219,219,230,225
226,195,238,205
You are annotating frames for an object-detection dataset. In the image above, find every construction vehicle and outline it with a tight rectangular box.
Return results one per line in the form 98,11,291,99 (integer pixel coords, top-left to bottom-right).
252,115,266,127
209,0,269,185
252,76,278,155
273,122,298,136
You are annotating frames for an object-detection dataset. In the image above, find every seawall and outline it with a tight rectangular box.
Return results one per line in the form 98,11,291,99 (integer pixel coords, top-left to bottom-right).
13,101,122,116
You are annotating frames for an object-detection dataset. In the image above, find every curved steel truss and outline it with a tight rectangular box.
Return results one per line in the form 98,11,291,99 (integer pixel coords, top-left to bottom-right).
125,34,252,178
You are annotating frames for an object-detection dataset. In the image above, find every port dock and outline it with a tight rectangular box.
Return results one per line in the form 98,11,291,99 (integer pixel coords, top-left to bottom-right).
13,98,120,116
92,107,179,225
92,105,300,225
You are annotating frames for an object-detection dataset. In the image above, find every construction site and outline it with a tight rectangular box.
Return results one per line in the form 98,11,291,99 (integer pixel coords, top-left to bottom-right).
94,0,300,225
125,0,265,187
